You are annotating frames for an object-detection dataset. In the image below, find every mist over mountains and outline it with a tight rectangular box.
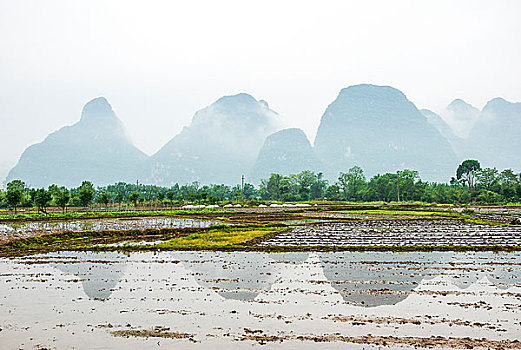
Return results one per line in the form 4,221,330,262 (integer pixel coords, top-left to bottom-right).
5,85,521,187
314,85,457,181
148,94,280,186
6,98,147,188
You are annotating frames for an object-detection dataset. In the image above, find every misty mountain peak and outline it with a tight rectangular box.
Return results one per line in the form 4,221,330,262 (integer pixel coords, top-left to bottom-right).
336,84,409,104
6,97,146,187
482,97,519,116
80,97,117,123
191,93,278,129
314,84,457,181
327,84,414,120
468,97,521,170
149,93,281,185
259,100,269,109
214,93,258,109
251,128,321,181
447,99,478,113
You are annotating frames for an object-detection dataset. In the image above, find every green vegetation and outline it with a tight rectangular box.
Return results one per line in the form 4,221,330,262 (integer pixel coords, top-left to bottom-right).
0,225,284,256
2,160,521,215
137,226,285,249
0,208,238,222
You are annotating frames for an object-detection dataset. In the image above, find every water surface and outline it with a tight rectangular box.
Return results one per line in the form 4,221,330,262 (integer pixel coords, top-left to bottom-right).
1,251,520,349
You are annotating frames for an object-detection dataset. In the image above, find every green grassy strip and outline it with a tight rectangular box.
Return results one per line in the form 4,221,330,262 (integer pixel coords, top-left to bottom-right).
0,209,240,222
0,224,277,254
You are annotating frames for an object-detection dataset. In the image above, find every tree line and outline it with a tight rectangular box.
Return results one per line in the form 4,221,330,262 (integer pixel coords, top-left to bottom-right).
1,160,520,212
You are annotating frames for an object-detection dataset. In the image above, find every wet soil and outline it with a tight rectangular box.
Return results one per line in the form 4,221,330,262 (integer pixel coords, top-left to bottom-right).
1,251,520,349
261,219,521,247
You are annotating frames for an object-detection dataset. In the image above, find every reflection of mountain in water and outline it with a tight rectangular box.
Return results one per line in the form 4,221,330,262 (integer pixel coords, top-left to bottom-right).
317,252,521,307
183,252,277,301
420,252,521,290
52,252,127,300
420,252,480,289
318,252,424,307
268,252,309,264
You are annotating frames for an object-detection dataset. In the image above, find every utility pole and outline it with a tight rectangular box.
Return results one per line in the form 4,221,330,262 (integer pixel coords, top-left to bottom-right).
241,175,245,202
397,171,401,202
136,180,139,211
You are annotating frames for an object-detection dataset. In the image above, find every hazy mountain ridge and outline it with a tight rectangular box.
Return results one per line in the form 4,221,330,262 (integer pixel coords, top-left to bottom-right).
5,87,521,187
6,97,147,188
466,97,521,171
441,99,480,139
250,128,322,182
314,84,458,182
420,108,468,159
148,93,281,185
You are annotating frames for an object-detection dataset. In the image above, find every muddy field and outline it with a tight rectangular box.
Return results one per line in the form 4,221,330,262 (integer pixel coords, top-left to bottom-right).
1,207,520,348
1,251,520,349
0,217,221,243
262,219,521,246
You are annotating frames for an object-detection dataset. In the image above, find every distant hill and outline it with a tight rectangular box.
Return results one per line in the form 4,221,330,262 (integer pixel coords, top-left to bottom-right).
442,99,480,138
314,84,458,181
6,88,520,188
467,97,521,171
420,108,466,158
250,128,322,182
148,93,280,185
5,97,147,187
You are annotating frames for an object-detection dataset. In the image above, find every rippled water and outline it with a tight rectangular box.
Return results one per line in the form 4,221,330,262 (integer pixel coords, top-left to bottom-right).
1,251,520,349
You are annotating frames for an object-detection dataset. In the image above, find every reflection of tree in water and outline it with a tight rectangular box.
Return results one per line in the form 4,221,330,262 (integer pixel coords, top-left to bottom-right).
183,252,278,301
52,251,127,300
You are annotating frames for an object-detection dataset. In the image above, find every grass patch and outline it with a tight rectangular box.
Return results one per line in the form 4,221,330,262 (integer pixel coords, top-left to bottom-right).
0,209,239,222
329,209,461,219
156,228,276,248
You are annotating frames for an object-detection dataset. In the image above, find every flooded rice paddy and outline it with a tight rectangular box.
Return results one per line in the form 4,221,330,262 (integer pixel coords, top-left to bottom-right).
262,220,521,246
0,217,221,242
1,250,520,349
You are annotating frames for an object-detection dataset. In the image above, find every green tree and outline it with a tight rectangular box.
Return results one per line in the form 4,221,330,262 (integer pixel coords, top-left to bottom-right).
262,173,282,200
115,193,124,210
338,166,366,201
78,181,95,207
325,184,340,200
476,167,499,191
242,183,257,200
33,188,52,213
498,169,520,202
54,187,70,213
128,192,140,207
6,180,26,213
166,190,176,201
297,170,316,200
310,172,328,200
456,160,481,188
98,192,111,209
397,169,419,201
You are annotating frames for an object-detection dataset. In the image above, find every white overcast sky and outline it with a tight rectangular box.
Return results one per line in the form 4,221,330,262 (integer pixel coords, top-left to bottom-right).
1,0,520,180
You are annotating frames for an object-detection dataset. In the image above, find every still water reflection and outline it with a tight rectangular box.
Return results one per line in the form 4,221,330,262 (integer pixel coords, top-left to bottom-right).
1,251,520,349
